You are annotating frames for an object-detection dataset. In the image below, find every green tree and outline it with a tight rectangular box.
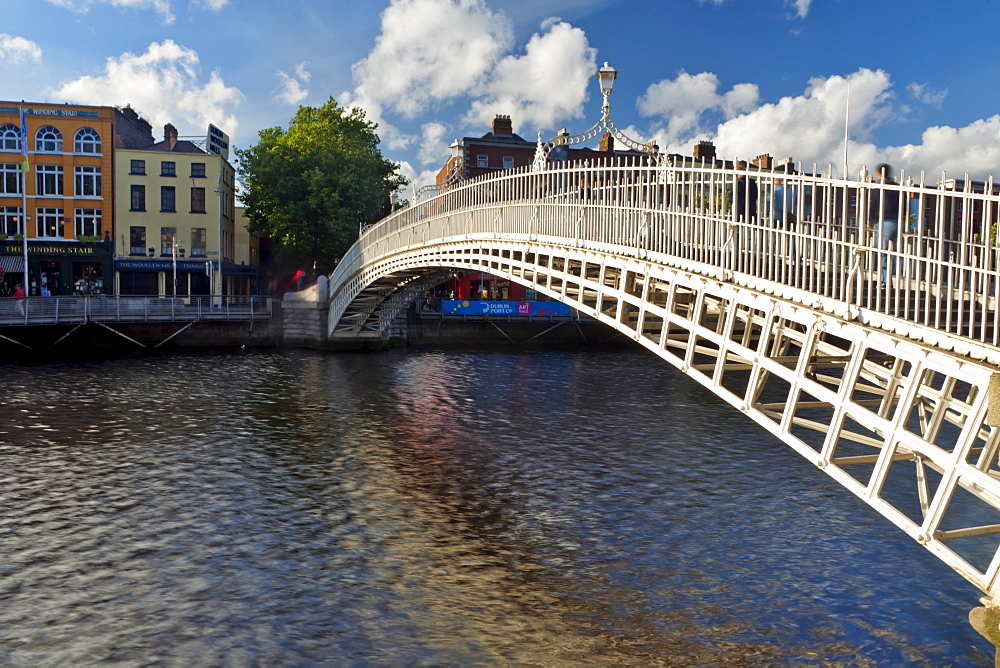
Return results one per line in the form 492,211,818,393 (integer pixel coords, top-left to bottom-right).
237,98,406,274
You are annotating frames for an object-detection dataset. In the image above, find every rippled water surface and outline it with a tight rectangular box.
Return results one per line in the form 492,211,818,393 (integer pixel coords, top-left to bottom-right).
0,348,994,665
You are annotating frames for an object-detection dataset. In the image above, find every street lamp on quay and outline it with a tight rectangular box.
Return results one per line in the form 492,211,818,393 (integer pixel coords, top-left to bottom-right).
172,236,184,298
532,61,662,170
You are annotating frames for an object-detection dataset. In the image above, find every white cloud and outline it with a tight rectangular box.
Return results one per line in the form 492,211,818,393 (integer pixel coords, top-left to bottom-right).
709,69,893,172
395,160,441,195
50,40,243,136
0,34,42,64
418,121,449,165
44,0,228,24
348,0,513,119
883,118,1000,180
907,82,948,107
789,0,811,18
463,19,597,133
636,67,997,179
637,71,760,145
275,61,310,105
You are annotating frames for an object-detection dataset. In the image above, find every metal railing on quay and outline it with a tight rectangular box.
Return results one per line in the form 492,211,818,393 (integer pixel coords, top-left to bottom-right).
336,159,1000,353
0,295,273,327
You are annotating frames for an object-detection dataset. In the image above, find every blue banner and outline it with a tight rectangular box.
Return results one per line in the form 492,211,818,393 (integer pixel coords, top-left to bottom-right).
443,300,572,317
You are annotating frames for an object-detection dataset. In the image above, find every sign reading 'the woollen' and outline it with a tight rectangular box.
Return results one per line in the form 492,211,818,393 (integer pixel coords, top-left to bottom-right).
207,124,230,160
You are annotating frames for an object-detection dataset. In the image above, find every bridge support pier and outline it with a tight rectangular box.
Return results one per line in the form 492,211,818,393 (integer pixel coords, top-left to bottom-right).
969,603,1000,666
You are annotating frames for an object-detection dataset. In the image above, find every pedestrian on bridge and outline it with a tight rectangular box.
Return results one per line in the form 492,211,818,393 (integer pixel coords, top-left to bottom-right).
735,161,758,223
869,163,900,285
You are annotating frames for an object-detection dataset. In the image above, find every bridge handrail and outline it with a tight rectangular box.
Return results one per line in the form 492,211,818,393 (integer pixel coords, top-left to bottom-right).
0,295,274,327
332,159,1000,359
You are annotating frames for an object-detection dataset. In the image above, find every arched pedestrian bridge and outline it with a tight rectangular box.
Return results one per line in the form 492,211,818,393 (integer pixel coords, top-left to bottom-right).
328,158,1000,605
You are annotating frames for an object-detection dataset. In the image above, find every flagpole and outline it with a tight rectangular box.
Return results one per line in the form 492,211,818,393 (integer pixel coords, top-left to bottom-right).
843,82,850,180
19,103,28,295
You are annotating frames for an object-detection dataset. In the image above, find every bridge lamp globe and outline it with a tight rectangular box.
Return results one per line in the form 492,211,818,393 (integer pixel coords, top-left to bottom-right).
596,61,618,97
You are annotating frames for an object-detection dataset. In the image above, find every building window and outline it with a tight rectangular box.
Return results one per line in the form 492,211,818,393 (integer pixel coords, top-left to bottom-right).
130,159,146,175
36,207,64,238
75,208,101,238
191,227,207,257
130,184,146,211
477,154,488,168
35,126,63,153
75,165,102,197
1,206,22,236
129,226,146,255
161,185,176,212
191,162,206,178
73,128,101,154
1,163,22,195
161,161,176,177
0,124,20,151
160,226,176,255
503,156,514,169
36,164,63,196
849,195,857,208
190,187,206,213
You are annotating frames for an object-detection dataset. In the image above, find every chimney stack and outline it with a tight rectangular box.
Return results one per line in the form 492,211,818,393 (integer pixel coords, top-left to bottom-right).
598,132,614,153
491,114,513,136
753,153,773,170
164,123,178,149
693,140,716,162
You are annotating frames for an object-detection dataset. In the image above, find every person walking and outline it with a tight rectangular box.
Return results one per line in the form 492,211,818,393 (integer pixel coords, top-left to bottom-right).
13,282,24,316
869,163,900,285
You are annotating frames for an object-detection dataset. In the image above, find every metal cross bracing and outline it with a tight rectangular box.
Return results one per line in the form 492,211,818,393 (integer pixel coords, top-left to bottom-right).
328,160,1000,600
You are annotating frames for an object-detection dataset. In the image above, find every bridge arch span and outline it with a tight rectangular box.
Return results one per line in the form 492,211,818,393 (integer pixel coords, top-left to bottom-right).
328,162,1000,602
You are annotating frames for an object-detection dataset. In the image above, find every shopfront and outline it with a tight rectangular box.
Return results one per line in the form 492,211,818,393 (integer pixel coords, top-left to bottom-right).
115,258,214,297
0,240,113,296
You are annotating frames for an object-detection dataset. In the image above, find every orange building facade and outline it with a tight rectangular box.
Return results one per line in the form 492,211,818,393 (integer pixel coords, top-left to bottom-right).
0,102,116,295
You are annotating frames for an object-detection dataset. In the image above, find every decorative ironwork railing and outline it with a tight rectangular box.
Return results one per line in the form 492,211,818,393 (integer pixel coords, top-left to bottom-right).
338,159,1000,362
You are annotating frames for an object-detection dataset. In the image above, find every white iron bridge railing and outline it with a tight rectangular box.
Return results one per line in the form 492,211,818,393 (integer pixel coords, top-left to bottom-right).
0,295,273,328
346,159,1000,363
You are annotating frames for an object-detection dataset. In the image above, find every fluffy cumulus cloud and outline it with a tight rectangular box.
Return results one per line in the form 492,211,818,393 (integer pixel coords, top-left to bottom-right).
638,71,760,146
50,40,243,136
275,61,311,105
0,34,42,64
463,19,597,133
884,118,1000,179
347,0,513,119
708,68,893,171
636,66,999,179
344,1,598,170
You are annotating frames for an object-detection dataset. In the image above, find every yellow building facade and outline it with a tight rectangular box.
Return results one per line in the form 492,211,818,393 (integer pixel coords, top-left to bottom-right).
113,124,244,297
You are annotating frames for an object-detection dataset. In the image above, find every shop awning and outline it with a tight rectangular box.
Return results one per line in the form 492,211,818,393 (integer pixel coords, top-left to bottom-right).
0,255,25,274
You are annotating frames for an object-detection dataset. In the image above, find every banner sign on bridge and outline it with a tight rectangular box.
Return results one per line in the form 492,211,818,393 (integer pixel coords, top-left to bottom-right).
443,300,572,317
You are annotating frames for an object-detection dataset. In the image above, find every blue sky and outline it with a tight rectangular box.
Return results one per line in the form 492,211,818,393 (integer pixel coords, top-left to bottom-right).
5,0,1000,190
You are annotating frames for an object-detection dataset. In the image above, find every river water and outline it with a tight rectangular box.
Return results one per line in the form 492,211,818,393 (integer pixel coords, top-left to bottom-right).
0,347,993,665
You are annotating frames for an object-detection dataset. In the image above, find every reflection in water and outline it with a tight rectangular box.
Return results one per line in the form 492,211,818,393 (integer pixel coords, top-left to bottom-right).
0,349,993,665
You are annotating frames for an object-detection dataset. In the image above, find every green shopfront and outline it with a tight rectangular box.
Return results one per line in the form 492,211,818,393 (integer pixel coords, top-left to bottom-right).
0,240,113,296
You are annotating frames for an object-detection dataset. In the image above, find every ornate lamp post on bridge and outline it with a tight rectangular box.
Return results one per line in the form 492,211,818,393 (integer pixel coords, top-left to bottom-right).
532,61,663,170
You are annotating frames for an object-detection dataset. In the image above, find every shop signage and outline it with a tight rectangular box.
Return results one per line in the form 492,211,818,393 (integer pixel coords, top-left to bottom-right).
115,259,211,271
207,124,230,160
0,107,100,118
0,243,99,255
443,300,572,317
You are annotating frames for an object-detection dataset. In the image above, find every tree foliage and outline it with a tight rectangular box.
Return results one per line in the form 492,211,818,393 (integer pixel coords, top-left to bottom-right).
237,98,406,273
